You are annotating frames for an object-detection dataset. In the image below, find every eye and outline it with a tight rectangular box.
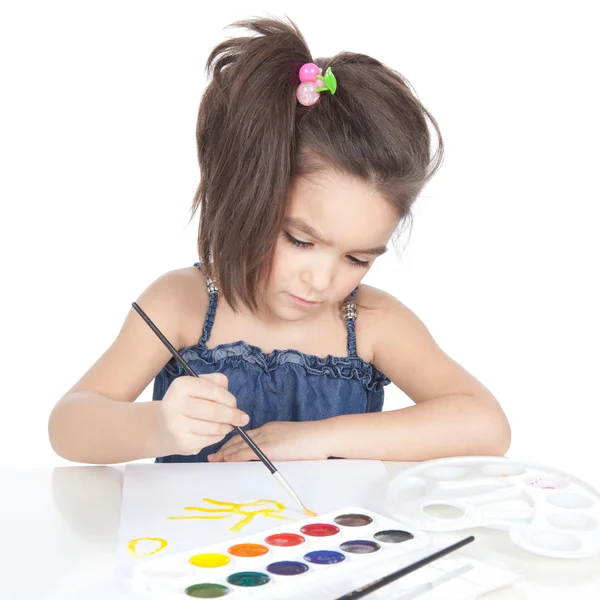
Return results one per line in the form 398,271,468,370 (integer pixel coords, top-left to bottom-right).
284,231,313,248
347,256,371,268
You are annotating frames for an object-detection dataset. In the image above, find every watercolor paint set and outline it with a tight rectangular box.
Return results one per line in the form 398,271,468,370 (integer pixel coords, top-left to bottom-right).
129,505,505,599
387,456,600,558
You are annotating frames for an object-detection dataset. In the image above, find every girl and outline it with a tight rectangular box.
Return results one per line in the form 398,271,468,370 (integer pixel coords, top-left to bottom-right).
48,18,510,465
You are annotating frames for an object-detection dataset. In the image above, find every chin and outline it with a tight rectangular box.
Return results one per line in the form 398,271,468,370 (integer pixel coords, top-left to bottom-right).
278,306,308,321
267,302,307,322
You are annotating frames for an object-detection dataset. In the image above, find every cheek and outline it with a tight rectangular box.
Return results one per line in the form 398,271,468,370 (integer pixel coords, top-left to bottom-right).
270,240,297,283
337,270,364,299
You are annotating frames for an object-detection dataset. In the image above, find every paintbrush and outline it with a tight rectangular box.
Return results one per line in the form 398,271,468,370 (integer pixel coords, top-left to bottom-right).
132,302,317,517
333,535,475,599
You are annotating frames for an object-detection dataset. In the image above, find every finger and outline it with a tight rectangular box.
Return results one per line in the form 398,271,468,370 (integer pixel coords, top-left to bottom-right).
203,372,229,388
220,428,259,450
218,432,246,451
211,435,245,460
211,441,240,461
183,399,249,428
223,446,256,462
220,436,261,461
213,426,265,459
180,375,237,408
186,419,235,438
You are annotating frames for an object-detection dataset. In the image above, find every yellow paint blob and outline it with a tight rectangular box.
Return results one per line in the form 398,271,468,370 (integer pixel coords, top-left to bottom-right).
168,498,290,532
127,537,168,558
189,552,231,568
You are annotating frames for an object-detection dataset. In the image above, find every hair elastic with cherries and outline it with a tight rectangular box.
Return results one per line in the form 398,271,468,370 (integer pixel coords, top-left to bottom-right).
296,63,337,106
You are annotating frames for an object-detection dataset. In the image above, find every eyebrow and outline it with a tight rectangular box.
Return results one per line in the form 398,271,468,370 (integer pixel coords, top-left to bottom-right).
284,217,388,257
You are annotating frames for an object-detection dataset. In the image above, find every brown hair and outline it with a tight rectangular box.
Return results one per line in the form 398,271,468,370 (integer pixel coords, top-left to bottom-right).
192,17,443,311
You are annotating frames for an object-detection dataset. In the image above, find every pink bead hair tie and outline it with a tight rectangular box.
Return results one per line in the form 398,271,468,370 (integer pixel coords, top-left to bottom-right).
296,63,337,106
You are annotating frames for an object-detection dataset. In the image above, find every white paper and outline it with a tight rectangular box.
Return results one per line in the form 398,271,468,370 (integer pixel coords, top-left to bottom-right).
115,459,389,576
113,460,520,599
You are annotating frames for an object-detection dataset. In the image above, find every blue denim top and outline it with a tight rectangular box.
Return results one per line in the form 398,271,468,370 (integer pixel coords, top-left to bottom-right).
153,264,391,462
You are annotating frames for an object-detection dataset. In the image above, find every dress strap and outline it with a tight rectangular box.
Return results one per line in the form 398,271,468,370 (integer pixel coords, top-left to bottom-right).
194,262,219,347
343,287,358,357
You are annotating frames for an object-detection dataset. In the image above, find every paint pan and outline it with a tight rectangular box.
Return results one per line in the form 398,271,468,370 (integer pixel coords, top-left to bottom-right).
131,506,431,598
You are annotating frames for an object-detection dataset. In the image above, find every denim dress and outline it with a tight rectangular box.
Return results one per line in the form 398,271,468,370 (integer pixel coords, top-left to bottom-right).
153,264,390,462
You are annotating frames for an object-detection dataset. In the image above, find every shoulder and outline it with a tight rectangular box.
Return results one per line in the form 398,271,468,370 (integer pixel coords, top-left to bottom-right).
64,266,210,402
354,284,430,365
136,265,209,349
355,283,417,326
354,284,501,411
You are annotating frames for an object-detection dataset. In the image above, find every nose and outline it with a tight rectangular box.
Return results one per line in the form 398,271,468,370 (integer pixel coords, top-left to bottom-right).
300,257,336,293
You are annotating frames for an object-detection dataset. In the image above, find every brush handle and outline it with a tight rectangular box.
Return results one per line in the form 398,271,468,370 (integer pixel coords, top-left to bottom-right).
334,536,475,599
132,302,277,474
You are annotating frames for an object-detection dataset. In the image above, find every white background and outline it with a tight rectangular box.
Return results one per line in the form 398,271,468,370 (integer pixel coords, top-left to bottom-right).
1,1,598,486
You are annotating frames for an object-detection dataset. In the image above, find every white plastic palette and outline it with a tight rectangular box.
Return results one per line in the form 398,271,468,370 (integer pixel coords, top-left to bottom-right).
386,456,600,559
130,506,496,599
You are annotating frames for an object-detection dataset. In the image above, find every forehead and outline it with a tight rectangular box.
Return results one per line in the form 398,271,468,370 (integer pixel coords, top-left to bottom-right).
286,170,400,245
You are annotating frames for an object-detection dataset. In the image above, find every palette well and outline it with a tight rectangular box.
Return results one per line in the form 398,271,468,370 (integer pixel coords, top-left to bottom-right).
130,506,437,598
386,456,600,559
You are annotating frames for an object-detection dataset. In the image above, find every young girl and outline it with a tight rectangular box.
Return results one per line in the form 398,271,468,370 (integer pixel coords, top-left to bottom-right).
48,18,510,465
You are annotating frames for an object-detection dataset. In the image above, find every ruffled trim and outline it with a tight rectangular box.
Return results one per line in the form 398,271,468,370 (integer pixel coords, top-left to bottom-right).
166,340,390,392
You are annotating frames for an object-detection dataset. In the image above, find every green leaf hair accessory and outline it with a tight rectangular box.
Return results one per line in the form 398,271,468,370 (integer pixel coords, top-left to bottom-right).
315,67,337,94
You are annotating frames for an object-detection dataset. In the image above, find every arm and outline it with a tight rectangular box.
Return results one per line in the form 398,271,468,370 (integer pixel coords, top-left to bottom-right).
48,270,191,464
322,288,511,461
48,268,244,464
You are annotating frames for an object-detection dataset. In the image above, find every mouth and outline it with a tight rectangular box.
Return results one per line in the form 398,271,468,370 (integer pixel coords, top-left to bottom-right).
288,293,319,306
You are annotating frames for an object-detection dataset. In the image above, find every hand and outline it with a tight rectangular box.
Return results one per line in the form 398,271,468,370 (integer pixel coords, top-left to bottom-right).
157,373,249,456
207,420,329,462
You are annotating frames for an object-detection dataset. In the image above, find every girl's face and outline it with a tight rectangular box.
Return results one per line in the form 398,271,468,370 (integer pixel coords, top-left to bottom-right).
262,169,400,321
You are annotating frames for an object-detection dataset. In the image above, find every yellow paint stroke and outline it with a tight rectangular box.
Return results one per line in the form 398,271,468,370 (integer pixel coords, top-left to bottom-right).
128,536,168,558
168,498,291,532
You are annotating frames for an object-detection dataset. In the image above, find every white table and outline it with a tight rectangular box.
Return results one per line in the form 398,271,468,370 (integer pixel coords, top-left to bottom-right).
2,463,600,599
